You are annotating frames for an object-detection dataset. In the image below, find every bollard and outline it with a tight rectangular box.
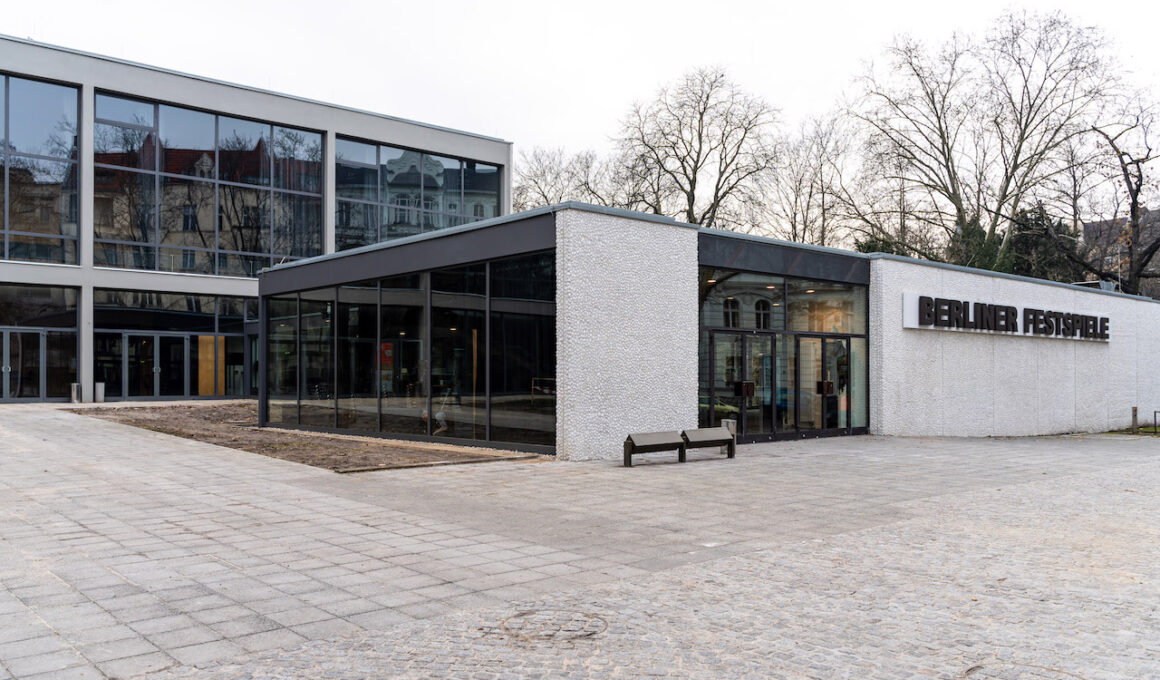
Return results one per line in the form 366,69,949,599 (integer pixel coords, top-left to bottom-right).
720,419,737,455
1132,406,1138,434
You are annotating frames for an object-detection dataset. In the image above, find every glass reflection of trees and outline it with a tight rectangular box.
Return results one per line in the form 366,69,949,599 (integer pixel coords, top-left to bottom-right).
1,76,80,264
92,93,322,276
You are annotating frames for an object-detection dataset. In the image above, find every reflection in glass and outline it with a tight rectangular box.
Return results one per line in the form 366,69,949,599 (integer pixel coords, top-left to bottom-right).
0,284,77,328
95,94,154,126
159,177,215,249
6,158,78,237
423,154,462,214
7,332,41,399
158,247,213,274
8,77,78,158
490,253,556,445
298,289,333,427
464,161,499,220
267,296,298,425
217,297,246,333
335,138,376,165
775,337,796,431
94,333,123,398
160,106,216,177
746,335,774,436
431,307,485,440
273,127,322,192
710,333,743,427
127,335,155,397
850,337,868,429
94,123,155,170
158,335,185,396
218,253,269,277
93,290,215,332
93,168,155,243
798,337,822,430
224,336,245,396
380,145,418,207
218,117,270,186
94,243,155,270
335,201,378,250
699,268,785,330
823,339,849,429
7,235,77,265
787,279,867,334
272,194,321,257
218,185,268,254
337,285,378,431
379,276,427,435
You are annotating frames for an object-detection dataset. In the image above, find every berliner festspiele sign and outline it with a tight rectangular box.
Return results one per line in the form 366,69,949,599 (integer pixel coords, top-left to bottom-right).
902,293,1110,341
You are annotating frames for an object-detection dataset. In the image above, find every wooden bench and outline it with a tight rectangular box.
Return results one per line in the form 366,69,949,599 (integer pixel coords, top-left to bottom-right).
682,426,736,459
623,431,685,467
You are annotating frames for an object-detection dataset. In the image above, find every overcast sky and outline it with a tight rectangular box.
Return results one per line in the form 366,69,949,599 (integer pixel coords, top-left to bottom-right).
6,0,1159,157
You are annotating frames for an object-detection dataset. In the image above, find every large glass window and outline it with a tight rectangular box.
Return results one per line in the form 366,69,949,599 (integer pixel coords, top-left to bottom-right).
2,76,80,264
262,252,555,449
334,137,503,250
0,284,78,402
490,253,556,445
698,266,868,438
93,92,322,275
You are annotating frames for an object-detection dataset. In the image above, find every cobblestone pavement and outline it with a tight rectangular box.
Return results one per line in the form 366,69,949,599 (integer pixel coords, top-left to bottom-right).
1,404,1158,679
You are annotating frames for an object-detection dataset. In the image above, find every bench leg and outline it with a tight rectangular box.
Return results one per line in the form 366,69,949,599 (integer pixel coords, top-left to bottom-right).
727,439,736,458
679,443,687,463
624,441,633,468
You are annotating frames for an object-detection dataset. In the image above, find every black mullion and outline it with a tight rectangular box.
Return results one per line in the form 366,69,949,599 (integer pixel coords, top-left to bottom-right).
424,272,432,437
332,286,338,430
375,280,382,434
484,261,491,441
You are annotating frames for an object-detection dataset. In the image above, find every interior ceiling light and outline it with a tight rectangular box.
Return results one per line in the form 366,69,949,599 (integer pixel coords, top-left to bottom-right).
805,289,815,293
706,279,716,284
765,285,776,289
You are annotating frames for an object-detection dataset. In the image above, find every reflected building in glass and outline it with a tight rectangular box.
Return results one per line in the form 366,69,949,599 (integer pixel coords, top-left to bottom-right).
0,35,510,403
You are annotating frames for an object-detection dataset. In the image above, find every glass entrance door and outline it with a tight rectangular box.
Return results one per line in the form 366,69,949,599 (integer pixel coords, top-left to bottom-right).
797,336,850,434
709,331,783,442
125,333,189,398
1,330,44,401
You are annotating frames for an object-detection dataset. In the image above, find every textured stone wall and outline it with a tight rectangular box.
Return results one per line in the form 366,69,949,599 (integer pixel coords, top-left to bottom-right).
870,257,1160,436
555,209,699,460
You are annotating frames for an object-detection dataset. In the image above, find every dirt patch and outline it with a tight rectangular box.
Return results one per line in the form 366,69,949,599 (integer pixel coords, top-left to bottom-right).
70,402,541,472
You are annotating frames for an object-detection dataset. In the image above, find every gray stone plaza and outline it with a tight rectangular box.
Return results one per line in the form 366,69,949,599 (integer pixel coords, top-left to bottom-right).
1,405,1158,679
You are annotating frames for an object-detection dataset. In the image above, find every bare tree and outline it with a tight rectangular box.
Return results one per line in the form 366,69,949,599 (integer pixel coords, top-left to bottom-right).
855,11,1114,269
616,67,779,229
763,114,851,245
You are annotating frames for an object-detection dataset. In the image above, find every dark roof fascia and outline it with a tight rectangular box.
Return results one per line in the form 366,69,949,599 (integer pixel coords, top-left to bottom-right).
260,212,555,296
698,229,870,285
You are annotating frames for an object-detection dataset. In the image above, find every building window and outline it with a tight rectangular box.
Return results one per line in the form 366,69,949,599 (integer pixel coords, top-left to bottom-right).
755,300,771,330
723,298,739,328
473,204,485,219
182,205,199,232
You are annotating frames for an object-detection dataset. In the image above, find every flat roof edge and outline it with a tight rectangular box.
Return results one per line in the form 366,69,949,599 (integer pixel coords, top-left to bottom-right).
0,34,510,145
696,227,871,259
867,252,1159,303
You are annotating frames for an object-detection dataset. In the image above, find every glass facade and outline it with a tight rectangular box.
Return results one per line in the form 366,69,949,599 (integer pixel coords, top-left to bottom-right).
1,76,80,264
699,267,868,440
0,284,78,400
263,251,554,447
334,137,501,250
93,289,256,399
93,93,323,276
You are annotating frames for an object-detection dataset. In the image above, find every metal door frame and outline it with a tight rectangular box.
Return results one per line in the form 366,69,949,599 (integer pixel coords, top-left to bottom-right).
121,332,191,399
708,329,783,443
0,328,46,402
795,334,853,438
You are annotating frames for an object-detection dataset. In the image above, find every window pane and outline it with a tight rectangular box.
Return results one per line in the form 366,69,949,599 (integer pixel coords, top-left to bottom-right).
94,123,155,170
266,296,298,425
45,331,77,398
8,78,78,158
159,105,216,178
8,234,77,265
158,247,214,275
381,202,422,241
431,307,485,440
95,93,154,126
217,296,247,333
159,177,215,249
380,275,427,436
336,163,377,201
272,127,322,193
93,290,215,332
337,285,379,431
381,146,421,207
7,158,79,237
850,337,868,429
787,279,866,334
490,253,556,445
94,242,156,270
335,201,379,251
218,117,270,186
298,289,334,427
0,284,77,327
93,168,155,243
272,193,322,258
423,154,462,215
464,161,500,220
223,336,246,396
335,138,376,165
217,185,269,253
94,333,123,398
699,269,785,330
432,264,486,297
217,252,268,278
